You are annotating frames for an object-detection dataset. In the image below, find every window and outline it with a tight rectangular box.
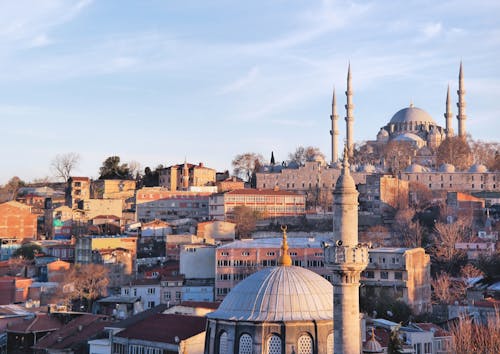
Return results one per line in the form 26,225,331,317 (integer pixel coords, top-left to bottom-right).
241,251,250,256
267,335,282,354
147,288,156,294
123,288,130,295
219,332,228,354
266,251,275,256
298,334,313,354
365,271,375,279
147,301,155,308
239,334,253,354
175,291,181,300
380,271,389,279
394,272,403,280
164,291,171,300
133,288,137,296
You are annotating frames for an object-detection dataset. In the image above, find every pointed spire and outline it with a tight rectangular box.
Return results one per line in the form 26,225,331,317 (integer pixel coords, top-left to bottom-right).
278,225,292,266
345,63,354,158
331,86,339,164
457,61,467,138
445,84,454,138
270,151,275,165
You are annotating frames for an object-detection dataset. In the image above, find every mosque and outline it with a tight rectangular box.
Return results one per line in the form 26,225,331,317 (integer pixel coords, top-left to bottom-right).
205,149,376,354
332,62,467,164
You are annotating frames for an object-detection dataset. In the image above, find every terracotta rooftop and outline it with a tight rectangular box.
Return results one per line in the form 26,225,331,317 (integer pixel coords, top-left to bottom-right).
7,313,62,333
32,314,111,351
115,313,206,343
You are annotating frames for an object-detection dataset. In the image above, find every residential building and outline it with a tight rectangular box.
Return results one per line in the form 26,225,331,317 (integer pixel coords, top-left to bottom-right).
136,187,211,222
90,179,136,201
121,279,161,310
362,247,432,314
179,244,216,302
74,235,137,264
159,162,216,191
0,201,38,239
214,237,329,300
66,177,90,208
358,175,409,213
216,176,245,192
209,188,306,221
6,313,62,354
111,313,206,354
80,198,122,221
0,276,33,305
160,275,184,306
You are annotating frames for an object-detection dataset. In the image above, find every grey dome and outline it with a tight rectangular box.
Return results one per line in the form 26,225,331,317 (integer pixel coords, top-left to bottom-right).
393,132,425,144
207,265,333,322
439,163,456,173
389,106,436,125
469,164,488,173
359,164,376,173
405,163,424,173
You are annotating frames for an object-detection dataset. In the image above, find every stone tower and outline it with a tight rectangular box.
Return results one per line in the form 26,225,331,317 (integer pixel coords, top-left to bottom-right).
182,160,189,190
324,147,369,354
330,87,340,164
444,84,454,138
457,61,467,138
345,64,355,158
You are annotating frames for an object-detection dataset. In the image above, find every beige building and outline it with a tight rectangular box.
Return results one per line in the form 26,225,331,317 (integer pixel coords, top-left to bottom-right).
91,179,136,210
66,177,90,208
159,162,216,191
81,198,123,220
209,189,306,221
361,247,431,314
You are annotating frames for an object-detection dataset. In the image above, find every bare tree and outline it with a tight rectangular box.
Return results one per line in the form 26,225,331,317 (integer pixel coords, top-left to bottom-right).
288,146,326,165
460,263,483,279
436,136,472,170
450,309,500,353
432,222,467,264
383,140,416,176
51,153,81,182
468,138,500,170
392,208,423,247
128,160,141,179
232,153,264,182
431,272,466,304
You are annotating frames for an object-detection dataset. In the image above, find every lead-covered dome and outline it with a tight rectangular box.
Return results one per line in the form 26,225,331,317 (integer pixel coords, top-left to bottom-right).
207,265,333,322
389,106,436,125
469,164,488,173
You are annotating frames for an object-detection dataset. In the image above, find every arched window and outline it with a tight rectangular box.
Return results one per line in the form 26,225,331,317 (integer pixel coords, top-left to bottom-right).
239,334,253,354
267,334,282,354
218,331,228,354
327,333,334,354
297,334,313,354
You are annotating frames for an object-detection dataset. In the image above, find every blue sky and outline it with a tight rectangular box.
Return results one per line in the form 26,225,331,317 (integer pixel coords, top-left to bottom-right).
0,0,499,184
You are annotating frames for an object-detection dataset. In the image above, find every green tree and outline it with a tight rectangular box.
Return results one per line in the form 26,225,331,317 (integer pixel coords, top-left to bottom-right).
98,156,131,180
388,324,404,354
13,243,42,260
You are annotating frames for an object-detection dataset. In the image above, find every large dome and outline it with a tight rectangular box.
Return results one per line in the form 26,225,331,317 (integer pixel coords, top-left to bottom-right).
389,106,436,125
207,265,333,322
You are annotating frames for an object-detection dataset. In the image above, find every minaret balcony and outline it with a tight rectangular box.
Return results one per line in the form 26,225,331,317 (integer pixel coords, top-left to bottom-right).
323,244,369,267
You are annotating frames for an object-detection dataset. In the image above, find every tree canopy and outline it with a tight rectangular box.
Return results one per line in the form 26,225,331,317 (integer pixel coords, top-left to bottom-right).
436,136,472,170
51,152,81,182
288,146,326,165
13,243,42,260
231,153,264,183
98,156,132,180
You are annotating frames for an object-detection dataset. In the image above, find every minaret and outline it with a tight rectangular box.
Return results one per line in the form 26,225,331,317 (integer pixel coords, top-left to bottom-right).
457,62,467,138
345,64,355,158
444,84,454,138
330,87,340,164
182,160,189,190
324,147,369,354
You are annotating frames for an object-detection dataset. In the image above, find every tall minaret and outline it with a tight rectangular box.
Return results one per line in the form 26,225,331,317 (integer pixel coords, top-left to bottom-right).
330,87,340,164
444,84,454,138
182,160,189,190
324,147,369,354
457,61,467,138
345,64,355,157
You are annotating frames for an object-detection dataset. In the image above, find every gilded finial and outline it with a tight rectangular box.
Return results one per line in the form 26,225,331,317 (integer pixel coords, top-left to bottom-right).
342,145,350,170
278,225,292,266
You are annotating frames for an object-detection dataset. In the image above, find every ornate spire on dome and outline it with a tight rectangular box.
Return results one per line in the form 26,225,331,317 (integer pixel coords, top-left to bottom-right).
330,87,340,164
278,225,292,266
457,61,467,138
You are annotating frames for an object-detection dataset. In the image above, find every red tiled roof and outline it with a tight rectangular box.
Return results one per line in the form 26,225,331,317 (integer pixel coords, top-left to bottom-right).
225,189,302,196
92,215,120,220
7,313,62,333
69,177,89,181
32,314,111,350
116,313,206,343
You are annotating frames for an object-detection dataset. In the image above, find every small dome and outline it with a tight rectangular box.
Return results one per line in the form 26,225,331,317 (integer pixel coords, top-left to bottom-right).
389,106,436,125
363,329,383,353
405,163,424,173
377,128,389,141
207,266,333,322
287,161,300,169
393,132,425,144
439,163,456,173
469,164,488,173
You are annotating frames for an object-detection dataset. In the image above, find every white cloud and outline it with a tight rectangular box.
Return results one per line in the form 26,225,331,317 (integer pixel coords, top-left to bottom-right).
219,66,260,94
420,22,443,40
